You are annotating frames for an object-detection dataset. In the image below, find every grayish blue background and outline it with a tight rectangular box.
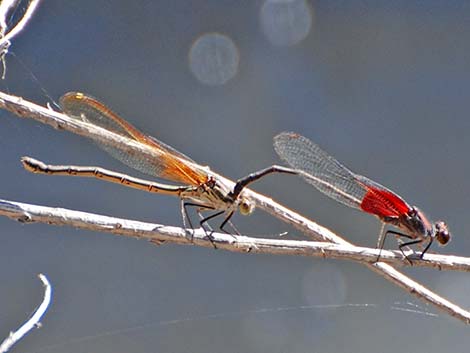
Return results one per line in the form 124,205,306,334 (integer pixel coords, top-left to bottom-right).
0,1,469,352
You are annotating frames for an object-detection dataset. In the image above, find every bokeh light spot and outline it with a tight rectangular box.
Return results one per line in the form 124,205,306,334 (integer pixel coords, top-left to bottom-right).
189,33,240,86
260,0,313,46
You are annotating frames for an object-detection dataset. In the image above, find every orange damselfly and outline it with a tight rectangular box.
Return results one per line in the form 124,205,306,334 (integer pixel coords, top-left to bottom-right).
22,92,296,237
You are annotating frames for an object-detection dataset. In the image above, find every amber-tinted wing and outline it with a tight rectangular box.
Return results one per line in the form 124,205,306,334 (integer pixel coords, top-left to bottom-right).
60,92,208,185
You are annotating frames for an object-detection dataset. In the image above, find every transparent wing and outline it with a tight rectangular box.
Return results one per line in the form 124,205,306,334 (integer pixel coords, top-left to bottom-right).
273,132,412,218
273,132,369,209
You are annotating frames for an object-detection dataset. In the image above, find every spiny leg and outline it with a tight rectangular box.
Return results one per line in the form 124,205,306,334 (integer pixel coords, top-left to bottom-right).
375,222,387,262
226,219,241,236
386,230,417,264
183,202,215,244
192,206,238,247
218,210,235,234
199,210,227,249
196,209,216,244
181,200,196,240
398,239,424,264
198,209,241,246
396,236,432,260
419,237,434,259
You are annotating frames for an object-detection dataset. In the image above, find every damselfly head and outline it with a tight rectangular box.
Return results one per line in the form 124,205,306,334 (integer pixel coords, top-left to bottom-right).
238,198,255,215
434,221,451,246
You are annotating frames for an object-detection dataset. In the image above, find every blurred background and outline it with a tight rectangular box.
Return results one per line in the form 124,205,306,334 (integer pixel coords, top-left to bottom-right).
1,0,470,352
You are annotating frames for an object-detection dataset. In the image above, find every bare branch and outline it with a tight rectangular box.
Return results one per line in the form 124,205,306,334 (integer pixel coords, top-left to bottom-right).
0,91,469,324
0,273,52,353
0,198,468,271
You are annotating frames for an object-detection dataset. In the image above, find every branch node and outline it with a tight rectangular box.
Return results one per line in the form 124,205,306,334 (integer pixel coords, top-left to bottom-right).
17,212,32,223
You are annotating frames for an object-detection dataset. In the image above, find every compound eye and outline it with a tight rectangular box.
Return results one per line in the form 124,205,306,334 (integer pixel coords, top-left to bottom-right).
435,221,451,245
239,199,254,215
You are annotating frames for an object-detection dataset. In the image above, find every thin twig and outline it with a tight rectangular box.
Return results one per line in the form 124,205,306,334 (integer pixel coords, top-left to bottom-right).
0,198,469,271
0,0,41,78
0,0,20,31
0,0,41,46
0,273,52,353
0,91,469,324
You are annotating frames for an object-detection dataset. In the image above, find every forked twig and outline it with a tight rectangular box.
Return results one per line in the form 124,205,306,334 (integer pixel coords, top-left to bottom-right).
0,273,52,353
0,0,41,43
0,91,469,324
0,0,42,78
